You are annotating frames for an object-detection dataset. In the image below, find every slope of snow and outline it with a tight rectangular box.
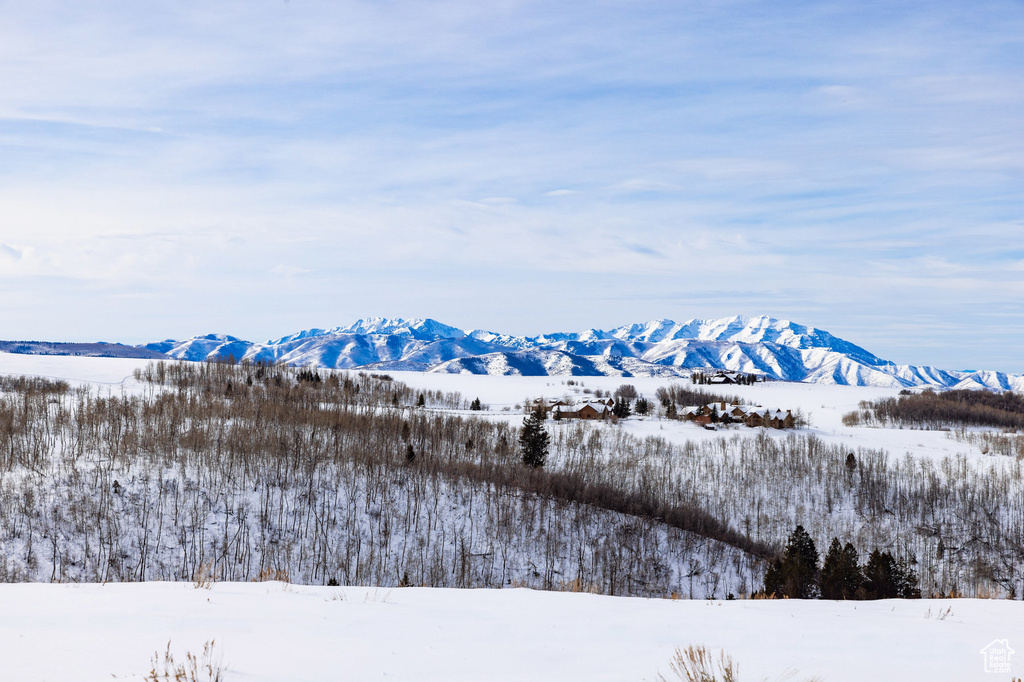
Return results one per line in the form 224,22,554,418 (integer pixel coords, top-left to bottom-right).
0,351,152,386
952,370,1024,392
335,316,466,339
606,315,881,363
429,351,688,377
146,334,254,362
0,583,1017,682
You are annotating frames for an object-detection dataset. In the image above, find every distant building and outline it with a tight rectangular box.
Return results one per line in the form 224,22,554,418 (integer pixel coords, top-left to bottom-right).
549,398,613,420
678,401,795,429
529,398,570,413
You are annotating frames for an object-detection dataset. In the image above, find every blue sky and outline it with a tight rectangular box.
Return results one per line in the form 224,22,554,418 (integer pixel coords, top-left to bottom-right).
0,1,1022,370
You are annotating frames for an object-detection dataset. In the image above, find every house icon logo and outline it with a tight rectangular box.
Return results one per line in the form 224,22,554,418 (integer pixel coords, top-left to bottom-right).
980,639,1014,674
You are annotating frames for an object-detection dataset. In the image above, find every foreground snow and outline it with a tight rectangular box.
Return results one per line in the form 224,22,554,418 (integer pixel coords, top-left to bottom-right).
0,583,1017,681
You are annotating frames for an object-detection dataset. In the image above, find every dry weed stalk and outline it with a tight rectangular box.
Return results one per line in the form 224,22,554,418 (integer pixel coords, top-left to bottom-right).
363,588,393,603
250,567,290,583
656,645,821,682
192,563,218,590
146,640,226,682
658,645,738,682
562,578,601,594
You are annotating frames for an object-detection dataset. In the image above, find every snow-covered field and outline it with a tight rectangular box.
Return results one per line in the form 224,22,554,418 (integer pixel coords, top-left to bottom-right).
385,369,1003,463
0,352,1021,681
0,582,1018,681
0,352,151,388
0,351,1003,463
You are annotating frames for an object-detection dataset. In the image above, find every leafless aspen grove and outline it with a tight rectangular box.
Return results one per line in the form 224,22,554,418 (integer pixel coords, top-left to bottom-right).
0,363,1021,599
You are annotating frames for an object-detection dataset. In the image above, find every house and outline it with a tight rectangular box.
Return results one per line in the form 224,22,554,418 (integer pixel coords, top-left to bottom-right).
749,408,794,429
551,398,612,420
530,398,570,413
575,403,609,420
678,401,795,429
767,409,796,429
679,406,702,421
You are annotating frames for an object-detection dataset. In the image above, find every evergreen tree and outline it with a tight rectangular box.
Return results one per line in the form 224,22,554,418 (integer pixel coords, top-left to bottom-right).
416,393,425,407
820,538,863,600
635,398,651,416
895,557,921,599
762,560,785,597
863,550,921,599
763,525,820,598
519,410,550,468
862,549,898,598
665,403,677,419
612,398,631,419
469,397,482,411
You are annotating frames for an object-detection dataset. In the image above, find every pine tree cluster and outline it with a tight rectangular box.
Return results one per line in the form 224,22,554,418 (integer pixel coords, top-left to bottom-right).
763,525,920,600
612,398,631,419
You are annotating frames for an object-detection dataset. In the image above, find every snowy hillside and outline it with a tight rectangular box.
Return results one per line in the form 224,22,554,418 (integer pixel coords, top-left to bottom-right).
0,351,1022,682
138,315,1024,389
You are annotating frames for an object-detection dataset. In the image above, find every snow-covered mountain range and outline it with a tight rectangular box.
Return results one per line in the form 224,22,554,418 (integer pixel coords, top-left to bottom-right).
140,315,1024,390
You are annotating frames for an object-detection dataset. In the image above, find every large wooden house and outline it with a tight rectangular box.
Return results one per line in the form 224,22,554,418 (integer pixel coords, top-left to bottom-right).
529,398,571,414
550,398,613,420
679,401,795,429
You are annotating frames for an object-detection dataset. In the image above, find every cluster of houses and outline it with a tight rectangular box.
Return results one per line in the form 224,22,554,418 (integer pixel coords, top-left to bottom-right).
530,397,614,420
680,401,796,429
691,370,761,386
528,396,796,429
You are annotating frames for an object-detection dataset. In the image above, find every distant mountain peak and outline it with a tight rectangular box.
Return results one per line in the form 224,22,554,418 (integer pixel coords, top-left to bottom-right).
336,317,466,339
131,315,1023,390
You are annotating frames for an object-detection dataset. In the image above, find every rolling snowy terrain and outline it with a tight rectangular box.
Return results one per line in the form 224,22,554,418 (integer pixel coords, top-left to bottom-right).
135,315,1024,390
0,352,1021,680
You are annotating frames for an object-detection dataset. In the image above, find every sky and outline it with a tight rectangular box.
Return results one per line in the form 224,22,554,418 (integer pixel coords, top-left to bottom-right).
0,1,1022,371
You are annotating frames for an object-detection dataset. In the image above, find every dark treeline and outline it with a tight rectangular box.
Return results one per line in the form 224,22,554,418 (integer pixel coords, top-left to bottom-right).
0,375,70,394
845,388,1024,430
0,361,760,597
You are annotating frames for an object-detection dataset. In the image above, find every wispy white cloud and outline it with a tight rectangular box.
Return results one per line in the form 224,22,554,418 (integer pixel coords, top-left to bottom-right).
0,243,22,262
